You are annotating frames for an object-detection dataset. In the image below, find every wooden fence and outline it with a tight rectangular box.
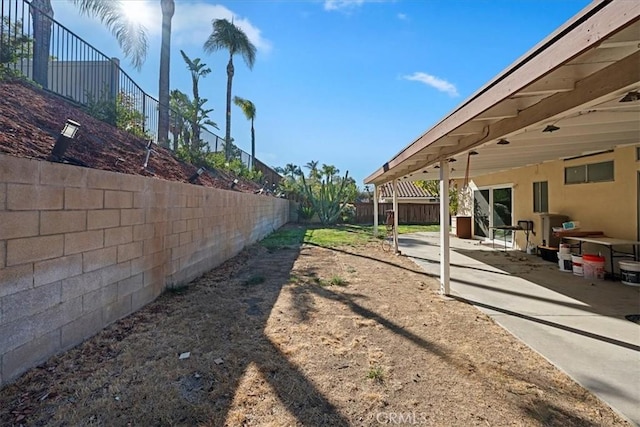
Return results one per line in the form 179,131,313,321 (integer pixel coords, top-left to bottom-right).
354,203,440,225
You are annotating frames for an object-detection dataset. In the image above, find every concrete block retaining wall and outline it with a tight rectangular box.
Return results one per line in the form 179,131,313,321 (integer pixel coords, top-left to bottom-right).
0,154,289,386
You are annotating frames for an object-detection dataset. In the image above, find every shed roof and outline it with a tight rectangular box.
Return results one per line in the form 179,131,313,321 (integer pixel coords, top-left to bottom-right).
378,181,437,199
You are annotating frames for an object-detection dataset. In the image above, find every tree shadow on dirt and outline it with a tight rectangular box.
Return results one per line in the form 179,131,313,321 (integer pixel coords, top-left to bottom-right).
0,244,350,426
289,260,451,363
304,241,438,278
179,245,351,426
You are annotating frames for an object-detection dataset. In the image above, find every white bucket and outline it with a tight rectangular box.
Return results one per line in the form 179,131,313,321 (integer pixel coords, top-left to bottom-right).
619,261,640,286
572,255,583,276
559,243,571,254
583,254,605,281
557,252,572,272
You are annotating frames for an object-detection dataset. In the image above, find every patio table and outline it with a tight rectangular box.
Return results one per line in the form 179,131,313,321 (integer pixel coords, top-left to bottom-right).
490,222,533,251
560,236,640,278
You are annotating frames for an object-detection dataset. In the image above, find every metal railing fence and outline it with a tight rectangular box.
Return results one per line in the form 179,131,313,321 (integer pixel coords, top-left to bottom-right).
1,0,274,177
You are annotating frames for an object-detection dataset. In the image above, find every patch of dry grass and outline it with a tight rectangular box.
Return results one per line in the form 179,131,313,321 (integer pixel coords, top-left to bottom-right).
0,226,630,426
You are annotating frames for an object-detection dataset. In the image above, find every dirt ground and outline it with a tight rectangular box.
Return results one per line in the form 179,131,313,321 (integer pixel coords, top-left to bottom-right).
0,229,630,426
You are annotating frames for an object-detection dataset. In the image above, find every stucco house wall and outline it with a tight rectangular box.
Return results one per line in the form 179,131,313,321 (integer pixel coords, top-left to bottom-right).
465,145,639,250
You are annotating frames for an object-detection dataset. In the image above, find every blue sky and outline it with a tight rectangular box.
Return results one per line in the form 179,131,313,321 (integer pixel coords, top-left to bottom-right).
50,0,590,186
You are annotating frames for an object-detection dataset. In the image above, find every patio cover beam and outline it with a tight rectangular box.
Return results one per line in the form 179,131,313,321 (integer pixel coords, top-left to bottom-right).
392,179,399,254
439,160,450,295
373,184,379,235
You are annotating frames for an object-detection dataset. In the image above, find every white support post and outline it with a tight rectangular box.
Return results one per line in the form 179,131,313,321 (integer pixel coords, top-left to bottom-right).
439,160,451,295
392,179,399,254
373,185,379,236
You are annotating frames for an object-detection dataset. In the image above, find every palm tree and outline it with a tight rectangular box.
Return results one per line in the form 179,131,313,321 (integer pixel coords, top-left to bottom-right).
321,164,339,180
157,0,175,147
283,163,301,179
181,50,211,147
30,0,54,88
233,96,256,169
203,18,256,161
304,160,320,180
169,89,190,151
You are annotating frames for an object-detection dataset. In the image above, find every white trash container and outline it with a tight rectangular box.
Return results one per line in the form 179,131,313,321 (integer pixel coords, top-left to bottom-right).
571,255,583,276
557,252,572,272
619,261,640,286
559,243,571,254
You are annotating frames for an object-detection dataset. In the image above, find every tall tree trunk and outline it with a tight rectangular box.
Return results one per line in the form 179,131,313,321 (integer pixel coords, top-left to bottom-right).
250,118,255,170
225,56,234,160
157,0,174,148
30,0,53,89
190,70,199,150
191,111,200,152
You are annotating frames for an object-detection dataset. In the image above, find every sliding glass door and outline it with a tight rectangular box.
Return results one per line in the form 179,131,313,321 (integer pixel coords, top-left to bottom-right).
473,189,490,238
473,186,513,244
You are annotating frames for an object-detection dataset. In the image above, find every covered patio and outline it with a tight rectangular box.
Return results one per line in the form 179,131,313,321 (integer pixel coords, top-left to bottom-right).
365,0,640,295
365,1,640,424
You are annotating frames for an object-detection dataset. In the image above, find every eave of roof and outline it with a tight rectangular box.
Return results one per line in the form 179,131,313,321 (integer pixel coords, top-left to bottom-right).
365,0,640,185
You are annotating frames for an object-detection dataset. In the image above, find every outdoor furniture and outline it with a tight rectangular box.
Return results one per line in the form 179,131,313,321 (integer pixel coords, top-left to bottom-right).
560,236,640,278
490,220,533,251
554,230,605,238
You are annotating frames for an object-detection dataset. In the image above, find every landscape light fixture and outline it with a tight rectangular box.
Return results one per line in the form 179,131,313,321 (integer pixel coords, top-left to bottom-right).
188,167,205,184
543,124,560,133
230,178,239,189
619,91,640,102
50,119,81,161
142,140,156,169
497,139,510,145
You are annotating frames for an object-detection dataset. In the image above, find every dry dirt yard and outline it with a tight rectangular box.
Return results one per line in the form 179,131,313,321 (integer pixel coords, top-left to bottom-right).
0,227,630,426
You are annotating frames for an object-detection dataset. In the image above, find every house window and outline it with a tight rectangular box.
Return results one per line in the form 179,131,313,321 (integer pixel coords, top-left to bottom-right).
636,147,640,161
533,181,548,213
565,161,614,184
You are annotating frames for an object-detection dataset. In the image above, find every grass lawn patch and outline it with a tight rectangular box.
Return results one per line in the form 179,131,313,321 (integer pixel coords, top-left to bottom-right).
395,224,439,234
262,224,440,250
260,225,307,248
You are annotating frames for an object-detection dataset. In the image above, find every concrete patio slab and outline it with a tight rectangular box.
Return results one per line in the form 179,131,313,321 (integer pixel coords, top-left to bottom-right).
399,232,640,426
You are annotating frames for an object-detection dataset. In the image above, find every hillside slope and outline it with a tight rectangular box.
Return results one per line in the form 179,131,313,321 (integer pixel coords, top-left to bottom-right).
0,79,262,193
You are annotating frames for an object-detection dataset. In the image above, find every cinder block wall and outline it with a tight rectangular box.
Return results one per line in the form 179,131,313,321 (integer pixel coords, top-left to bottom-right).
0,155,289,386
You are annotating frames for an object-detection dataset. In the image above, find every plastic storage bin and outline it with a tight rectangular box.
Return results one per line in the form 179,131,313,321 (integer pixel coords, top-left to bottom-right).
583,254,605,280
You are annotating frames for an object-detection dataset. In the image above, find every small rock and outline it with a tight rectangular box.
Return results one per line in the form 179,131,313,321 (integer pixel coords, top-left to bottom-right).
214,358,224,365
179,352,191,360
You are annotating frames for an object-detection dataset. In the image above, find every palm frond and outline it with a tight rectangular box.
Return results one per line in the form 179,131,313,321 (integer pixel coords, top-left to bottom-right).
233,96,256,120
203,18,257,69
71,0,148,69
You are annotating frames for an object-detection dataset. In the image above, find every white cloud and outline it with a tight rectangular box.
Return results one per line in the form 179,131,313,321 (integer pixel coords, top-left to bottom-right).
402,72,459,97
323,0,393,11
172,3,272,54
397,12,408,20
